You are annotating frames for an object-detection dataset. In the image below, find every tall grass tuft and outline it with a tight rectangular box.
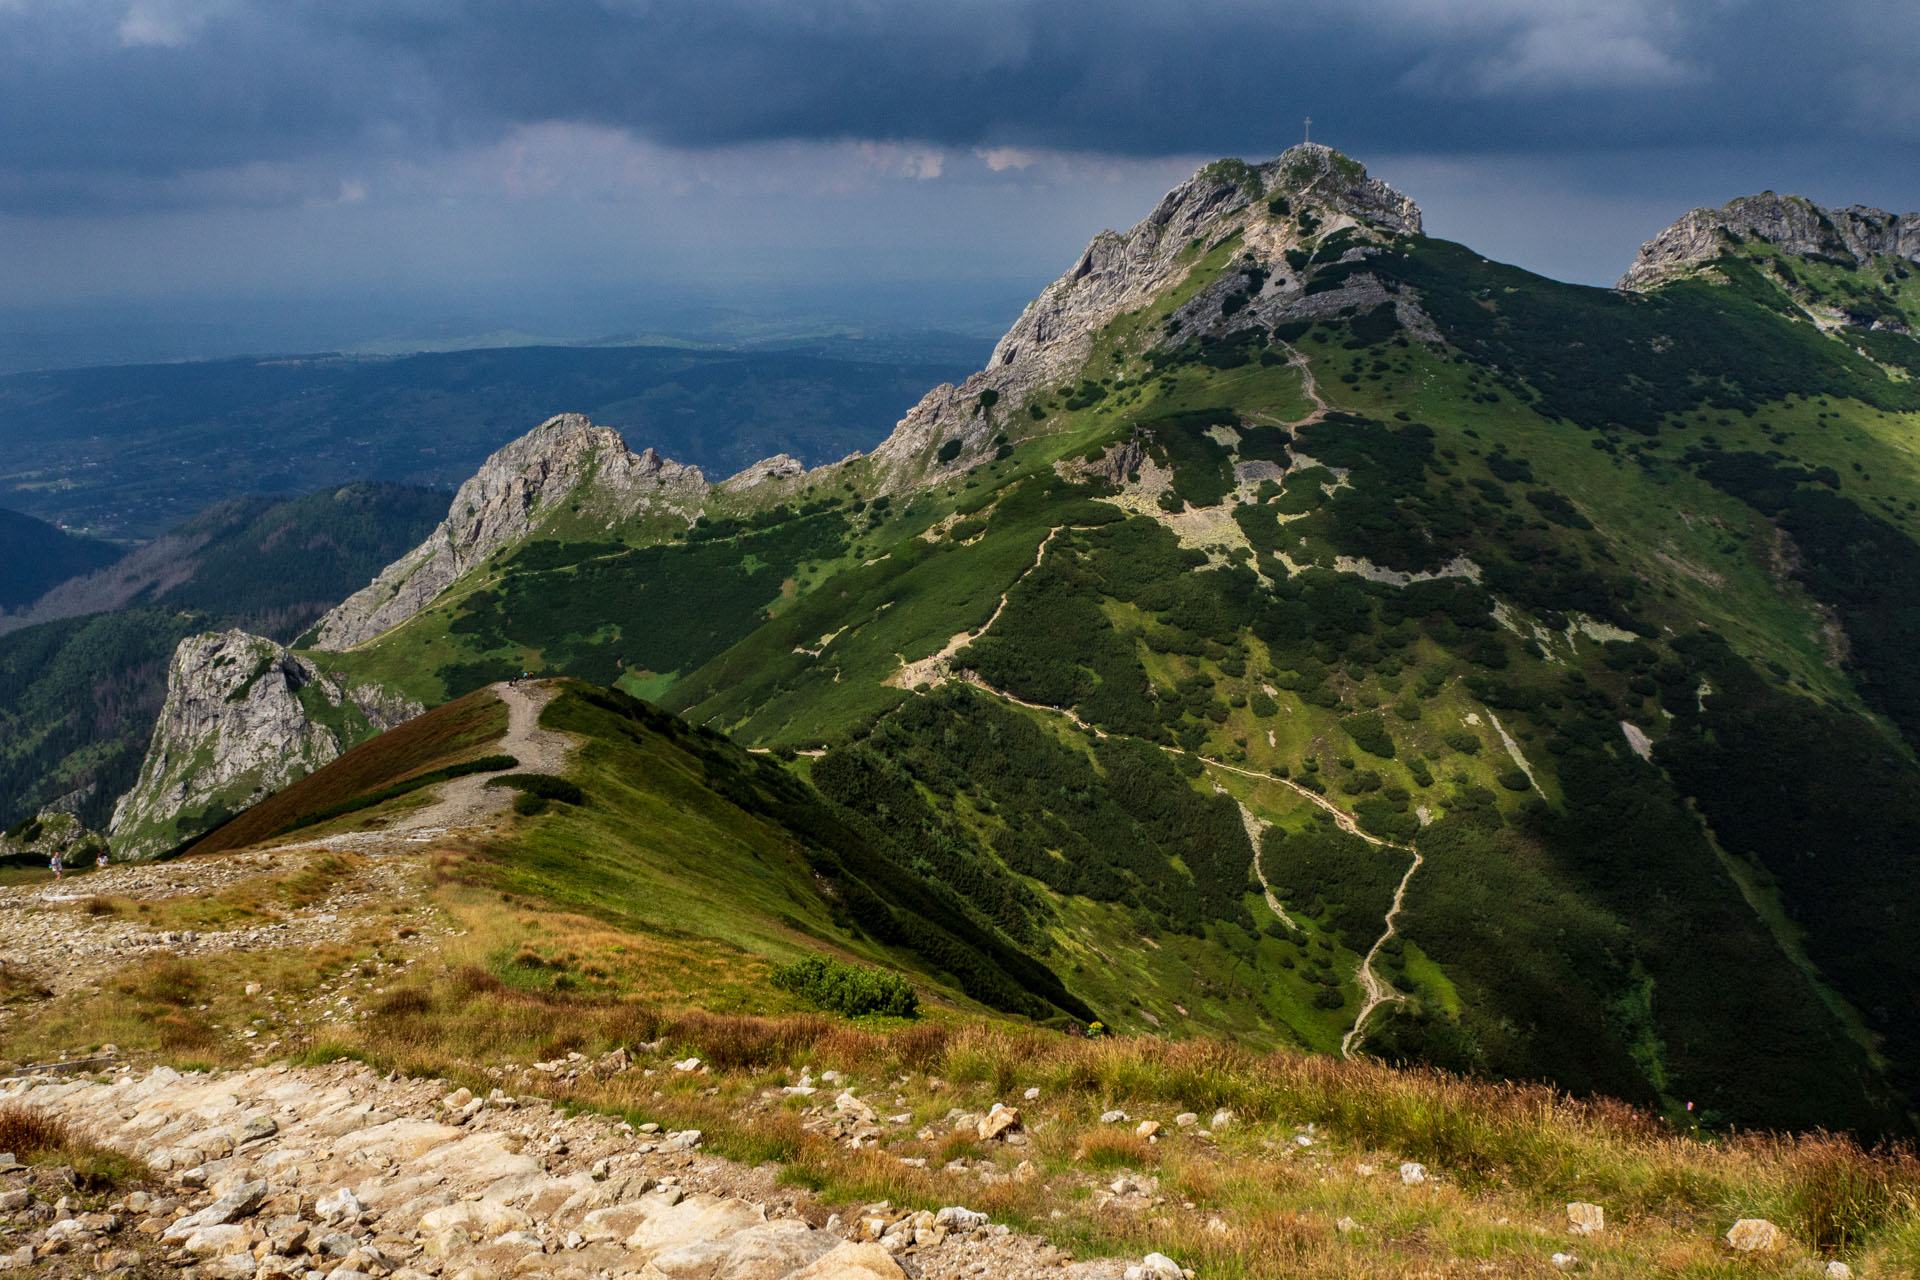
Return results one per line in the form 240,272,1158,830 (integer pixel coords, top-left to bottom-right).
0,1104,68,1159
1778,1135,1920,1254
0,1103,145,1188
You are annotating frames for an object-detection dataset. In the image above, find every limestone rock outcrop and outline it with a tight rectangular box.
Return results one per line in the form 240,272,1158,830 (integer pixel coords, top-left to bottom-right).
9,1061,1140,1280
311,414,708,650
0,810,109,865
1619,193,1920,291
868,144,1421,486
108,630,420,861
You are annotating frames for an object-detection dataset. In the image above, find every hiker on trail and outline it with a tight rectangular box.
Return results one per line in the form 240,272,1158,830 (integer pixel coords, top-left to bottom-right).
97,849,109,870
49,852,62,880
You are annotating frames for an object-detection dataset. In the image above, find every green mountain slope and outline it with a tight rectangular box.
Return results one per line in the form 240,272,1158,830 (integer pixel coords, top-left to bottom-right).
0,508,121,611
259,147,1920,1133
189,678,1092,1025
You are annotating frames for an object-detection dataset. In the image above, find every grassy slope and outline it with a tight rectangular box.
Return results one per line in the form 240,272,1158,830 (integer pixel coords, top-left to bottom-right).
646,216,1919,1131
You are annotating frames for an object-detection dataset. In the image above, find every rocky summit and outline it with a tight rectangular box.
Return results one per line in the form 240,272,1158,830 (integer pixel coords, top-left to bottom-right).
108,631,419,862
1620,192,1920,292
869,144,1424,486
312,416,710,651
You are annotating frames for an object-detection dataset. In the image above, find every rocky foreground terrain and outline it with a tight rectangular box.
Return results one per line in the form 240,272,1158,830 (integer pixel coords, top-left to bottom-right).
2,1058,1184,1280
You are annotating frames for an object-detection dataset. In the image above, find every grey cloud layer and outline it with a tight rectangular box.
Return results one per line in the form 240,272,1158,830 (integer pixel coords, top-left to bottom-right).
5,0,1918,213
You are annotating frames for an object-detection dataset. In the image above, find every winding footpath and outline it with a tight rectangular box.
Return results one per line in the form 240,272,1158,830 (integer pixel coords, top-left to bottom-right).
1338,846,1425,1059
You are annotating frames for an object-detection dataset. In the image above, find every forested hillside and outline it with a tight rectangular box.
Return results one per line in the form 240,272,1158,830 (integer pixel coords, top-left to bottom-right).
0,508,121,612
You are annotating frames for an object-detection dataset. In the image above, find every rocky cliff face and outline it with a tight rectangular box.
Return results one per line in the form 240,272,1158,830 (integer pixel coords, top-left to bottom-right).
312,415,709,650
109,630,420,861
1619,192,1920,290
867,145,1422,486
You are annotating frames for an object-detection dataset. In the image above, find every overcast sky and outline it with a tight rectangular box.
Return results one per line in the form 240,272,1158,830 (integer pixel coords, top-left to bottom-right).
3,1,1918,361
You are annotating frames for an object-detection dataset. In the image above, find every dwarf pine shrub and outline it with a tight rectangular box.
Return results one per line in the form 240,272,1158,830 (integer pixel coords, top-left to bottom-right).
770,954,918,1018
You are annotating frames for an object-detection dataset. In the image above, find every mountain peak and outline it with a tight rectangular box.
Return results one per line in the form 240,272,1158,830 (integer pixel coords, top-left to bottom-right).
867,146,1421,483
1619,191,1920,290
311,413,708,650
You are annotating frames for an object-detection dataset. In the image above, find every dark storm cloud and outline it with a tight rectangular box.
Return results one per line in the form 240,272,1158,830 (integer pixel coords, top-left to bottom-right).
4,0,1917,215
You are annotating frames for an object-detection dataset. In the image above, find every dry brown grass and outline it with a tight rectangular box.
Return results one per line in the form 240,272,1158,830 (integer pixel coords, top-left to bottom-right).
0,1102,146,1188
326,986,1920,1278
1066,1127,1158,1169
0,1102,68,1157
7,833,1915,1277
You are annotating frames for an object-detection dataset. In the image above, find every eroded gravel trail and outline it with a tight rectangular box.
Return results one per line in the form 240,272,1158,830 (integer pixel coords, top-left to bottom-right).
4,1061,1163,1280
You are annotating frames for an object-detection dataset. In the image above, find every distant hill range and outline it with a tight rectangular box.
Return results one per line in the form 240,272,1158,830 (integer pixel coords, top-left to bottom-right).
0,484,444,835
0,338,983,538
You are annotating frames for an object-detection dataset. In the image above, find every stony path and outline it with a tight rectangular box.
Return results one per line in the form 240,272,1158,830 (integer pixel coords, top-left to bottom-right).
0,854,434,1014
2,1062,1178,1280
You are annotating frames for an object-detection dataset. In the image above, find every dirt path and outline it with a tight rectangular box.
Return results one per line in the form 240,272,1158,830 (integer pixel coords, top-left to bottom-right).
1339,845,1425,1058
889,527,1065,689
1250,344,1329,432
401,680,572,832
272,680,574,855
1193,753,1423,1059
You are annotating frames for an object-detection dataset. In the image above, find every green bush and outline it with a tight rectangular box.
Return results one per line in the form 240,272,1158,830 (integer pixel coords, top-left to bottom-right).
485,773,585,805
937,438,964,463
770,954,919,1018
1341,711,1397,758
512,792,549,816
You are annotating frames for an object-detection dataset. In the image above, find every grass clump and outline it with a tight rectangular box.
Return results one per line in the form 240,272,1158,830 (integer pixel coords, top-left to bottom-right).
0,1103,146,1188
771,954,919,1018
